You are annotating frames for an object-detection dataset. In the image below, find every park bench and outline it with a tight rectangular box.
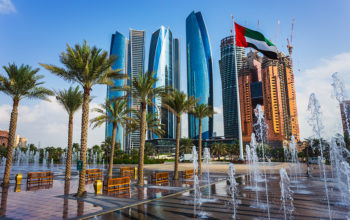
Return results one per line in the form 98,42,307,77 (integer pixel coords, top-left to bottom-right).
27,171,53,185
182,169,194,179
120,167,135,177
151,172,169,184
103,176,130,192
85,168,103,180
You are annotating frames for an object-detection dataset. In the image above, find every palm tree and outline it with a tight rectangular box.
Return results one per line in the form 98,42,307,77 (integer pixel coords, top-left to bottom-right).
0,63,53,186
126,112,165,138
124,72,165,186
55,86,83,180
40,41,127,196
211,143,228,160
90,99,130,177
190,103,215,175
163,90,196,180
180,138,193,155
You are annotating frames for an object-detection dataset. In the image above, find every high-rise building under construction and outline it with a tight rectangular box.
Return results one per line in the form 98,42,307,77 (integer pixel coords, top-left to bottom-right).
238,51,300,145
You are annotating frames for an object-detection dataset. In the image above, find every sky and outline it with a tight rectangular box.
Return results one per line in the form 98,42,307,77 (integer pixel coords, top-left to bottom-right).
0,0,350,148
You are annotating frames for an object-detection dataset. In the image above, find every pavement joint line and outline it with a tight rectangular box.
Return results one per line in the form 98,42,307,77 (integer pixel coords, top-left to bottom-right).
77,176,232,220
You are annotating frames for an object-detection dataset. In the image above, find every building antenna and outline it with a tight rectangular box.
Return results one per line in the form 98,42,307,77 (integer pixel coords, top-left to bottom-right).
275,19,280,44
257,19,260,31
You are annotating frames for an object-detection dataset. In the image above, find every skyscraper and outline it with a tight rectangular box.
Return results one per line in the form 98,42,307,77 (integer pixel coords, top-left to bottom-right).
106,31,128,150
219,36,245,139
148,26,174,139
186,11,213,139
127,29,146,151
261,52,300,143
239,51,263,142
173,38,181,91
238,51,300,145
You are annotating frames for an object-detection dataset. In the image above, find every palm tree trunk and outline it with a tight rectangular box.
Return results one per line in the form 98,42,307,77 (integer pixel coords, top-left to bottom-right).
174,116,181,180
2,98,19,186
108,123,117,177
65,115,73,180
77,88,90,196
198,119,202,176
137,102,147,186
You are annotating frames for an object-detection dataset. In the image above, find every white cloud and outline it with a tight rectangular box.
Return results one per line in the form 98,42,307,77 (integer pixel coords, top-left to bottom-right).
295,52,350,140
0,97,104,148
0,0,16,14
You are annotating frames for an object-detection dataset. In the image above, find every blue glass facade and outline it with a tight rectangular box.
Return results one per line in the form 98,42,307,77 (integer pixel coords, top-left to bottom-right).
148,26,174,139
106,31,128,150
186,11,213,139
219,36,245,139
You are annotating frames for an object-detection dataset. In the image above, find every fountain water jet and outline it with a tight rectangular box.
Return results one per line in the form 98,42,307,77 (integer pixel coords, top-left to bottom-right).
280,168,294,220
307,93,332,219
228,163,239,219
254,104,270,219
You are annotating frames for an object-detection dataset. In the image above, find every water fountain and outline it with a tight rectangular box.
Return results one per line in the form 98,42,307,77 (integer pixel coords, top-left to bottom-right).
307,93,332,219
192,146,201,217
203,147,211,199
280,168,294,220
228,163,239,219
288,136,302,184
254,104,270,219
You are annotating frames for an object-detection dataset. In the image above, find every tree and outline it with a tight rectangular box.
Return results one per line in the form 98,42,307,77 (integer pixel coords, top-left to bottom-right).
55,86,83,180
226,140,240,160
145,142,154,157
90,99,130,177
123,72,165,186
211,143,228,160
163,90,196,180
190,103,215,175
0,63,53,186
180,138,193,155
40,41,127,196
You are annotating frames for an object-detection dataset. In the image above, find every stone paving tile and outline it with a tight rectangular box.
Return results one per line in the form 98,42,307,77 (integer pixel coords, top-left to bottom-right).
0,167,226,219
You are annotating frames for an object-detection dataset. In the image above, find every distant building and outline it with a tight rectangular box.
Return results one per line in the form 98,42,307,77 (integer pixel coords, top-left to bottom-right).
127,29,146,152
340,100,350,136
238,51,263,143
106,31,129,151
148,26,174,139
186,11,213,140
18,137,27,148
0,130,9,147
0,130,24,148
238,51,300,146
219,35,245,140
261,53,300,143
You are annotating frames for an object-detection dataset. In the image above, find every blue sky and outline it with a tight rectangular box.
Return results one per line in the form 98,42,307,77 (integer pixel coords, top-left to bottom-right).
0,0,350,147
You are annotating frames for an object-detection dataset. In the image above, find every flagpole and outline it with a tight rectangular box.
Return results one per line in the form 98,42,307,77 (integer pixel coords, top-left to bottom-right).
232,16,244,160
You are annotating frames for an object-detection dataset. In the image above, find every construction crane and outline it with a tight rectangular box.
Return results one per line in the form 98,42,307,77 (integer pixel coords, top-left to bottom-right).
287,19,295,65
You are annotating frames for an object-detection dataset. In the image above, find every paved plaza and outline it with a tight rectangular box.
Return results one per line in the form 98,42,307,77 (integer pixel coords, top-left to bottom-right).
0,163,347,219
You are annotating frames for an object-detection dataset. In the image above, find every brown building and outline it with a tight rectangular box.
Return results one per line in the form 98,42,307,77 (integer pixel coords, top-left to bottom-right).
239,51,300,146
0,130,9,147
340,100,350,136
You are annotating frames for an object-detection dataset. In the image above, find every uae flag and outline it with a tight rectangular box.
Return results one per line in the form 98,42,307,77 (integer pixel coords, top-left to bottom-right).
235,22,278,59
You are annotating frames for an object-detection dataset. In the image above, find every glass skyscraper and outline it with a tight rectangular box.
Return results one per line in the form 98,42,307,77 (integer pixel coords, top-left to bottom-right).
106,31,128,150
148,26,174,139
186,11,213,139
127,29,146,151
219,36,245,139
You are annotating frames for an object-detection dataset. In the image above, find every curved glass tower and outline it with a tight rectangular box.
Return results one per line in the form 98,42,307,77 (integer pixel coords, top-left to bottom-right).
106,31,128,150
186,11,213,139
148,26,174,139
